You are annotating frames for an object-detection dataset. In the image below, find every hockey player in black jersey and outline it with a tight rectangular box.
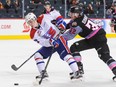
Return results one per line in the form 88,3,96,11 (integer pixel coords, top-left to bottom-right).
63,6,116,80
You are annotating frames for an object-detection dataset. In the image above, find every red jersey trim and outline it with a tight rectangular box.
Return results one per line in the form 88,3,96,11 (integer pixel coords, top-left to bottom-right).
30,28,37,39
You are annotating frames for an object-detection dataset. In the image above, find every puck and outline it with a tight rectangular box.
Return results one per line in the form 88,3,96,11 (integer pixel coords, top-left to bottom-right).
14,83,19,86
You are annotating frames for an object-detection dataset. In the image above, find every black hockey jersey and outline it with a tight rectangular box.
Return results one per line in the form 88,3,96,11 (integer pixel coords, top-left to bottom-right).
66,14,101,39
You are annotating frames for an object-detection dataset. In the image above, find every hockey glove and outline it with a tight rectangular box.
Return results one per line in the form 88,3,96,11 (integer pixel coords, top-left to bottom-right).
51,20,56,25
50,38,60,48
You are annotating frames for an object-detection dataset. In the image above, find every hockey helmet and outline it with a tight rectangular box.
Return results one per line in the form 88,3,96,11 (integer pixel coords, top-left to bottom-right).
25,12,37,23
68,6,83,17
44,1,51,6
69,6,82,13
113,1,116,6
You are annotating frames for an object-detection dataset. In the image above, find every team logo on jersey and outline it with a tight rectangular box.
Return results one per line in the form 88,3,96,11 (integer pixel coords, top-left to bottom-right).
72,22,77,27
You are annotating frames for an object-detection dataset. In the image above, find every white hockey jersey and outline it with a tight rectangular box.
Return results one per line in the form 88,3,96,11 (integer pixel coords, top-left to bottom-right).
30,14,60,47
48,9,61,20
46,9,66,30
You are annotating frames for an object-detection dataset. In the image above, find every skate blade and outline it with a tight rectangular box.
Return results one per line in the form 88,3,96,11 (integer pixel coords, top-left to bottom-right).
70,77,83,82
70,76,83,81
113,76,116,82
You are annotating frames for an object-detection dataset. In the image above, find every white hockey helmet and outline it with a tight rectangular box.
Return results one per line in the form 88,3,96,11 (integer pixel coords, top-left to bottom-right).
25,12,37,23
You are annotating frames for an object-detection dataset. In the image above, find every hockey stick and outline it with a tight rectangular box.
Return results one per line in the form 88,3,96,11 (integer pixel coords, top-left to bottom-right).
11,51,37,71
39,30,63,85
11,28,63,71
39,47,54,85
11,24,46,71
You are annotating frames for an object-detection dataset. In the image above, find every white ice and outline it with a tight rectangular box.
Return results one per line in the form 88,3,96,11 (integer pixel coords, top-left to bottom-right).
0,38,116,87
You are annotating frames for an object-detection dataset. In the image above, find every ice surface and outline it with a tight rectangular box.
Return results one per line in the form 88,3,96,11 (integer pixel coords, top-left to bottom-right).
0,38,116,87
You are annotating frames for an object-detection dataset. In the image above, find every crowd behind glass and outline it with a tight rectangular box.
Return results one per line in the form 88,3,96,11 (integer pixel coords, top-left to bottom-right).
0,0,115,18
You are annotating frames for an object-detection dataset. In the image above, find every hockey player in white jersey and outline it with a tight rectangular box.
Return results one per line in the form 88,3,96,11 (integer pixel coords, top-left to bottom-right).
25,12,81,80
43,1,66,31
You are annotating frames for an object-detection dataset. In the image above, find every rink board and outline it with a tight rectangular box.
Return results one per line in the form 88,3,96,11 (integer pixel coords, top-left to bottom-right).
0,34,116,40
0,19,116,40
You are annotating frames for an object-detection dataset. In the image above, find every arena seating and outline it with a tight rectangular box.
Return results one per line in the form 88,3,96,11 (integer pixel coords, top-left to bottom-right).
0,0,113,18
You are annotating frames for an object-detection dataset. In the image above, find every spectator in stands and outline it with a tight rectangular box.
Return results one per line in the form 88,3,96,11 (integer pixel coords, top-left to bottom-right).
108,1,116,33
67,0,79,13
106,0,113,10
70,0,79,7
106,5,113,18
53,0,65,5
67,0,71,9
13,0,20,14
61,0,64,5
99,0,103,4
83,3,94,15
31,0,42,4
30,0,42,9
4,0,12,13
53,0,57,4
0,1,4,10
95,1,101,11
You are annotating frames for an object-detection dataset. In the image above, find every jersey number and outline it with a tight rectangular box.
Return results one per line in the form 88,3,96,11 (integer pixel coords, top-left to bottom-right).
69,28,76,34
85,20,99,30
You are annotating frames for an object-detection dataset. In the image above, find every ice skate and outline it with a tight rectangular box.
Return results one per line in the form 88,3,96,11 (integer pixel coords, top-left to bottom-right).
36,70,49,80
70,62,84,77
70,71,82,80
33,71,49,86
112,68,116,81
77,62,84,75
113,76,116,81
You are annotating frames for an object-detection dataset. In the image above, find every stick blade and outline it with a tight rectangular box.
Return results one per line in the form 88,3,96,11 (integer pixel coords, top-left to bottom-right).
11,64,18,71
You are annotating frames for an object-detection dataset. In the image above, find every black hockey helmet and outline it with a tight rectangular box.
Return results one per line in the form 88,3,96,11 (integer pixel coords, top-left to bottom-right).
69,6,82,13
113,1,116,6
44,1,51,6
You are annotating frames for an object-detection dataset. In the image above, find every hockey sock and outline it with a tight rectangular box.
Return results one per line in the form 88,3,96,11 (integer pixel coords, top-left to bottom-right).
35,57,45,73
74,56,82,62
106,58,116,75
34,53,45,73
64,55,79,72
